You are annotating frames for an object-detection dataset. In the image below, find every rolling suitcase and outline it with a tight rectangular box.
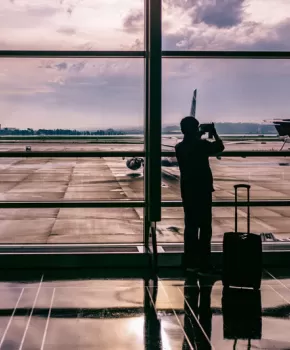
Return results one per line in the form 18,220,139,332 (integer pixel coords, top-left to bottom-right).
222,184,262,290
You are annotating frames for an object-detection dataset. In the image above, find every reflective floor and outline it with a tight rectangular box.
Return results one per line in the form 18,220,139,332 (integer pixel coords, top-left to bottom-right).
0,268,290,349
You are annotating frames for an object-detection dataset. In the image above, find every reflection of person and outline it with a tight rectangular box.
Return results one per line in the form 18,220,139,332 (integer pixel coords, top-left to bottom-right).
175,117,224,275
183,274,215,349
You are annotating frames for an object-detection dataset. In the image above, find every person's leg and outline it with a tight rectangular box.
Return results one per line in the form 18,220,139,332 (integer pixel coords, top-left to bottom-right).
183,202,199,270
198,193,213,271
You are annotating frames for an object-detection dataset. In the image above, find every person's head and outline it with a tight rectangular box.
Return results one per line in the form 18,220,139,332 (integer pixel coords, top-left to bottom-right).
180,116,199,136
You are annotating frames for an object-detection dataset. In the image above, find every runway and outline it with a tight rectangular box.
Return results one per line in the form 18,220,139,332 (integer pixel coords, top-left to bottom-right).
0,141,290,244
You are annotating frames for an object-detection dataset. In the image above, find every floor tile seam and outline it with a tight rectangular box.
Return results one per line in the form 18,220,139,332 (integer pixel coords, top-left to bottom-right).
158,280,194,350
40,288,56,350
19,274,44,350
264,269,290,291
177,286,215,350
268,285,290,305
0,288,25,348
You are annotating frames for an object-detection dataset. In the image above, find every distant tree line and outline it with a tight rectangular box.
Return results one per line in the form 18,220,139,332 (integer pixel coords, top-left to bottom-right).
161,122,277,135
0,123,278,136
0,128,125,136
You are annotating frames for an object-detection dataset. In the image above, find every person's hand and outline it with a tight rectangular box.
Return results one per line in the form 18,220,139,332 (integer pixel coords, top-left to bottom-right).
211,123,217,136
198,129,206,138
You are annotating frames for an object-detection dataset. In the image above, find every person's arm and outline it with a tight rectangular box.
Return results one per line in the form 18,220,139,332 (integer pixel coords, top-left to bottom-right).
204,125,225,155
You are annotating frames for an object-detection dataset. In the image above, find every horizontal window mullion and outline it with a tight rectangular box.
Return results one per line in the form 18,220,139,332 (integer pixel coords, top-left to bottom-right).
161,151,290,157
0,201,145,209
162,201,290,207
0,51,145,58
0,151,145,158
1,151,289,158
162,51,290,59
1,200,289,209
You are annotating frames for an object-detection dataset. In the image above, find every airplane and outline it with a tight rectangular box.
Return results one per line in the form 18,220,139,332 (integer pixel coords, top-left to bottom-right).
264,119,290,151
125,89,256,170
125,90,198,170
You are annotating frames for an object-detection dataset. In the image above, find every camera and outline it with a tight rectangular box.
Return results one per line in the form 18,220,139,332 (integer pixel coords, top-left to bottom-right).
199,123,215,138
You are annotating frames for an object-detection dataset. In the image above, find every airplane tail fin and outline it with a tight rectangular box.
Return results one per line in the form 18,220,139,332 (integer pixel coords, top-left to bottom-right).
190,89,197,117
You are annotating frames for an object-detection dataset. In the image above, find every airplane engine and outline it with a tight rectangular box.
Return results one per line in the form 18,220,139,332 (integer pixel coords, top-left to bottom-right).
126,158,143,170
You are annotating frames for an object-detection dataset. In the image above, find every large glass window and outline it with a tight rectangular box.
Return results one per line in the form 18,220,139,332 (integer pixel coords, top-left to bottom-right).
1,0,144,50
1,0,290,252
162,59,290,203
162,0,290,51
0,207,143,244
0,156,144,201
0,58,144,131
0,56,145,245
162,59,290,131
157,206,290,243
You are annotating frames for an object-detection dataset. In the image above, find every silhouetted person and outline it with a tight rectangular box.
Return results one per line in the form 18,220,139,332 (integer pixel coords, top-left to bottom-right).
183,274,216,349
175,117,224,275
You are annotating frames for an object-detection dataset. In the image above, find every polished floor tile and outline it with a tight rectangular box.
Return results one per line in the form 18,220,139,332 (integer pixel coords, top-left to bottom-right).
0,268,290,349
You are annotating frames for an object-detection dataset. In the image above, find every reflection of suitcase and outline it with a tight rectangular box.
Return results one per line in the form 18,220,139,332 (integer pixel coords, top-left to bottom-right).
222,184,262,290
222,288,262,341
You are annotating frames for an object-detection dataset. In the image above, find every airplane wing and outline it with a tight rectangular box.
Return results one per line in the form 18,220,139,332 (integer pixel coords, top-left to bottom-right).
162,144,175,148
225,141,255,145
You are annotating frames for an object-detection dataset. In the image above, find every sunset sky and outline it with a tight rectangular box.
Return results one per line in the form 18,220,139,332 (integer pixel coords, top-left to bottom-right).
1,0,290,129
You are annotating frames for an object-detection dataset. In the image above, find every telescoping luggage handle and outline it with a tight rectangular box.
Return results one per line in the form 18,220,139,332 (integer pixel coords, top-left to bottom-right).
234,184,251,234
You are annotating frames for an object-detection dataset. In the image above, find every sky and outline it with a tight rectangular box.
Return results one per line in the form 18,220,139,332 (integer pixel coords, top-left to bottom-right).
1,0,290,129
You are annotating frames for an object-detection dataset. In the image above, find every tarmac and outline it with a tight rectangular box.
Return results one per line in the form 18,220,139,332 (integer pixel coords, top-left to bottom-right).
0,141,289,244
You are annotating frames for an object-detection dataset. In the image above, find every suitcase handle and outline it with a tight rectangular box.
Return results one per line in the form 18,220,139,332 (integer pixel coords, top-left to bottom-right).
234,184,251,234
233,339,251,350
234,184,251,190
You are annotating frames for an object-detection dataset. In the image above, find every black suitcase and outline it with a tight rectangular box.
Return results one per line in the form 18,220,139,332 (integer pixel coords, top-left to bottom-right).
222,184,262,290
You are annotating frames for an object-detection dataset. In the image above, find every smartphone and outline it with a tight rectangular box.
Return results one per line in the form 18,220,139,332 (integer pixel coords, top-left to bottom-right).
199,123,214,139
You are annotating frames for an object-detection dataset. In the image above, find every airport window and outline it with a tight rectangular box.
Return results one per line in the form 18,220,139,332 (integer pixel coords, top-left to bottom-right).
0,207,143,244
162,58,290,206
0,0,290,255
1,0,144,50
0,56,145,245
157,206,290,244
162,0,290,51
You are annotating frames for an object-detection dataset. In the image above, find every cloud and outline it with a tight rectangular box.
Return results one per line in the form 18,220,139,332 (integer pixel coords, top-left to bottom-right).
194,0,246,28
25,4,58,17
57,26,77,36
163,0,196,11
123,9,143,33
55,62,68,71
163,15,290,51
163,0,245,28
37,60,87,73
70,61,86,73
